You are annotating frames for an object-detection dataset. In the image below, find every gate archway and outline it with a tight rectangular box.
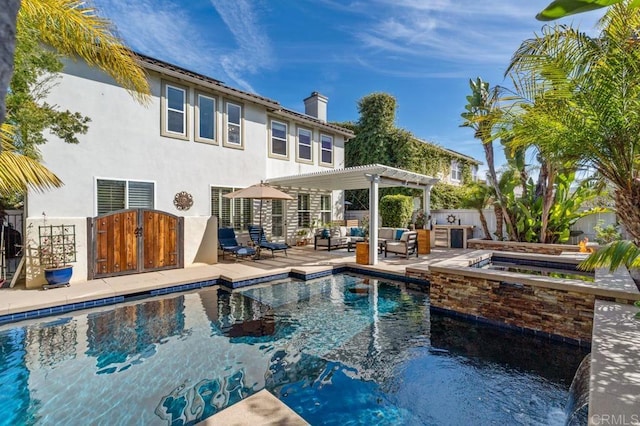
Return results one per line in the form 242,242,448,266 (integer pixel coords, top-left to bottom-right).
88,209,184,280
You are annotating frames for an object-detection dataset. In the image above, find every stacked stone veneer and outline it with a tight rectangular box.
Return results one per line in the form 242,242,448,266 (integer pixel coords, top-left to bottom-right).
429,271,596,343
467,239,582,255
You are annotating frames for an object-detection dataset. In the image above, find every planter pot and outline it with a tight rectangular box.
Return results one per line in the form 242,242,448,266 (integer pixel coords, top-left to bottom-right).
44,265,73,287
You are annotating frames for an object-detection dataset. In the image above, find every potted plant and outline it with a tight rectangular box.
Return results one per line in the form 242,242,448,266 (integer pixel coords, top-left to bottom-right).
39,224,76,288
296,229,309,246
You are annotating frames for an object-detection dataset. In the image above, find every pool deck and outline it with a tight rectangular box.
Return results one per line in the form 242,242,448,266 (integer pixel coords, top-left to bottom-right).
0,245,465,319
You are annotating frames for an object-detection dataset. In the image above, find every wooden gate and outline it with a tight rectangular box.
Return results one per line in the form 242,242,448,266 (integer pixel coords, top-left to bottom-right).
88,209,184,280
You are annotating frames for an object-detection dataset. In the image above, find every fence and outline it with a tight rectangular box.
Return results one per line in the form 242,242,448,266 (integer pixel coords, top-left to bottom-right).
345,208,624,243
1,210,24,286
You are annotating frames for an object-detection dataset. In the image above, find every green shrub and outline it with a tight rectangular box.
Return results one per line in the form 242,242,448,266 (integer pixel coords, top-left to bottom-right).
594,220,622,244
380,195,413,227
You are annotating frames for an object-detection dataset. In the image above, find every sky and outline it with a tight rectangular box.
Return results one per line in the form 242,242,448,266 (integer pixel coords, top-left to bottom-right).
93,0,603,173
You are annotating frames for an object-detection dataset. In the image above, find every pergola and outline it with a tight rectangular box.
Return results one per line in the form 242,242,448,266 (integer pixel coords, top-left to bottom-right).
266,164,439,265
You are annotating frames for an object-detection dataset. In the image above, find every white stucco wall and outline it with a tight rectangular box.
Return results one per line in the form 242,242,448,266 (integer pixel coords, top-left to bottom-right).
25,58,349,282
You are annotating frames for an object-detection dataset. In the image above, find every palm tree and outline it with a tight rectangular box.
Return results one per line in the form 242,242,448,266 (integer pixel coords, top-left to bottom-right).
507,2,640,246
461,78,517,240
461,183,493,239
0,0,150,190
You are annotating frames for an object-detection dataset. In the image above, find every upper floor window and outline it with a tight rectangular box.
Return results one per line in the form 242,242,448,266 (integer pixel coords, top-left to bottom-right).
225,102,242,147
196,93,216,143
270,120,288,157
297,128,312,162
451,161,462,182
96,179,154,215
161,82,188,139
320,134,333,166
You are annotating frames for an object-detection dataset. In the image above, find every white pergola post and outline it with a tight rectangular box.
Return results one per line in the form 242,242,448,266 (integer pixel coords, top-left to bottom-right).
368,174,379,265
423,184,432,225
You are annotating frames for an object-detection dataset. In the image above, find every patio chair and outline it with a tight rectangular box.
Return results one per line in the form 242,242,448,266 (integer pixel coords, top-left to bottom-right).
384,231,418,259
218,228,256,260
248,225,289,257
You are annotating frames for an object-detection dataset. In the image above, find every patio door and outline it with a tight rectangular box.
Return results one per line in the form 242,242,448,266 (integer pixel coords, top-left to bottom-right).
88,209,184,279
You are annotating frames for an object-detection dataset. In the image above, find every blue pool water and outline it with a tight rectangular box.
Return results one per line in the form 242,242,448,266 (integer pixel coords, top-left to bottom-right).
0,274,587,425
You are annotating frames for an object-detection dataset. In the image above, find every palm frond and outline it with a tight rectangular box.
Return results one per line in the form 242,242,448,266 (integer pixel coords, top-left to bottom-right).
18,0,150,104
579,240,640,271
0,124,62,195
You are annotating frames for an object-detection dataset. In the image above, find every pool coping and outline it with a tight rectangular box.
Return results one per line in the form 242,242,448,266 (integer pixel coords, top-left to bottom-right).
0,263,419,326
196,389,308,426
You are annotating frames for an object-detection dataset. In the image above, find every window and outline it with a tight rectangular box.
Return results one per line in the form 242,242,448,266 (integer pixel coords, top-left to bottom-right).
96,179,154,215
320,194,332,225
297,128,312,162
297,194,310,228
162,82,188,139
451,161,462,181
196,93,216,143
211,187,252,231
472,165,478,182
225,102,242,146
272,200,284,237
270,120,288,157
320,134,333,165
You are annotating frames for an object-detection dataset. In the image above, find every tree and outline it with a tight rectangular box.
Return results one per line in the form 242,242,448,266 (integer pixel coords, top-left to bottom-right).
461,183,492,239
8,22,90,160
461,78,517,240
507,3,640,245
0,0,150,192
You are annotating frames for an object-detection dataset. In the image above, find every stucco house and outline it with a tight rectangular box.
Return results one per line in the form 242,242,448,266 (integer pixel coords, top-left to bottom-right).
24,53,353,287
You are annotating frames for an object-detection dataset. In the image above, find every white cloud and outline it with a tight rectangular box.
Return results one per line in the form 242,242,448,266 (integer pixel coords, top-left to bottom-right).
209,0,274,91
94,0,273,92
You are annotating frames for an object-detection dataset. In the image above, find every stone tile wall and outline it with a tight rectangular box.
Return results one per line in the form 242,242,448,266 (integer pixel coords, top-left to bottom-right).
467,240,582,255
430,271,595,343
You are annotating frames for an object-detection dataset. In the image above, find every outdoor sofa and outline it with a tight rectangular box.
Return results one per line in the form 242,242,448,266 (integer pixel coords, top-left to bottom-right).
314,226,410,251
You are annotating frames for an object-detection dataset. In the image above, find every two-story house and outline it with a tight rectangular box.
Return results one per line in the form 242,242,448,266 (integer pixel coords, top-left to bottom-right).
25,53,353,287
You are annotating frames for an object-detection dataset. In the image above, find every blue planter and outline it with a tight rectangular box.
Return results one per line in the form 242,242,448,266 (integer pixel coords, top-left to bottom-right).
44,266,73,286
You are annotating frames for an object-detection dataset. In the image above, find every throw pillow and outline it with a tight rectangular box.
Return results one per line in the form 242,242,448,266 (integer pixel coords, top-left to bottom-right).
350,227,361,237
321,229,330,239
395,229,404,240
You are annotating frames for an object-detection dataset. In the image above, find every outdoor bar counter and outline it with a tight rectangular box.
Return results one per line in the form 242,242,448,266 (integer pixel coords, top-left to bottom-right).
433,224,475,249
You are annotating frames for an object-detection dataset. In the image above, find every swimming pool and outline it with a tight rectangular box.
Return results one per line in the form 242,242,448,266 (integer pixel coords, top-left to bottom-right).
0,273,587,425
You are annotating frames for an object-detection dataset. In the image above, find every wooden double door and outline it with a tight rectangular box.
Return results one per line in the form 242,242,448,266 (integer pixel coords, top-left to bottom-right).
88,209,184,279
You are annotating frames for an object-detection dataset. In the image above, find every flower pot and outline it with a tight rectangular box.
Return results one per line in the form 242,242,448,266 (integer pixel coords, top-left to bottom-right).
44,265,73,287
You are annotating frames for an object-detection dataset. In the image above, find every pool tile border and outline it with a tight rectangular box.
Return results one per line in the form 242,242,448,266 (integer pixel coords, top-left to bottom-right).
0,296,125,326
430,305,591,348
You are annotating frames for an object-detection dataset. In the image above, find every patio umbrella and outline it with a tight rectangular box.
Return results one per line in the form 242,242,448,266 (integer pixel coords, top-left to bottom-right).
223,182,293,230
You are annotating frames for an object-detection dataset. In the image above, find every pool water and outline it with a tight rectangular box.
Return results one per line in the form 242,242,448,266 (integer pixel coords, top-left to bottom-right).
0,274,588,425
484,262,595,282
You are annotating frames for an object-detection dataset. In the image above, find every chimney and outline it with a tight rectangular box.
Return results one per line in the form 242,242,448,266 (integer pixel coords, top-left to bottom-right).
303,92,328,122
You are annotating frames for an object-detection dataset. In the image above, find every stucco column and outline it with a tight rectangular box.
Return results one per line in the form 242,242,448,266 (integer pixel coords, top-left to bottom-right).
368,174,379,265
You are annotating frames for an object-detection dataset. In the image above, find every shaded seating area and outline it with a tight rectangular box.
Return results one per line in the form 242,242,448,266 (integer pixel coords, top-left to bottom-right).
384,231,418,259
218,228,256,260
248,225,289,257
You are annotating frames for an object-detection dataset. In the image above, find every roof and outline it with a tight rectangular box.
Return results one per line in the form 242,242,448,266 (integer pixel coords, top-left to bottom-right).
266,164,439,190
135,53,354,138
